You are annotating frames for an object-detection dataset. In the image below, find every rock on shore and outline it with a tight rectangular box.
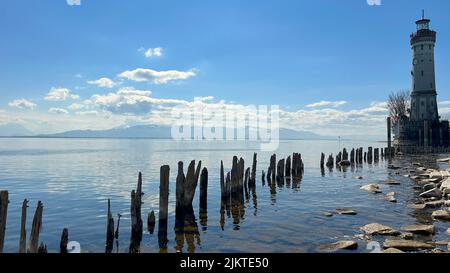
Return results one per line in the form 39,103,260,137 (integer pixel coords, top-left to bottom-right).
360,184,382,194
402,224,435,235
360,223,399,236
383,239,434,251
318,240,358,251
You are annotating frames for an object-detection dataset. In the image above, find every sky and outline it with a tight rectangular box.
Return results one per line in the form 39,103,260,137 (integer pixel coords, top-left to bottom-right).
1,0,450,137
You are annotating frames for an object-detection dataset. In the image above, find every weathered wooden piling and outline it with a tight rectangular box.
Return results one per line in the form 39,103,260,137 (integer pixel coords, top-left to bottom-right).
147,211,155,234
381,148,384,158
277,159,285,181
60,228,68,253
0,191,8,253
244,167,250,200
158,165,170,250
129,172,143,252
374,148,379,162
286,155,292,177
350,148,355,163
105,199,114,253
326,154,334,168
115,213,121,239
292,153,304,178
199,167,208,227
37,242,47,253
19,199,28,253
368,147,373,164
269,154,276,181
250,153,257,186
261,170,265,185
28,201,43,253
342,148,348,161
364,152,367,162
320,153,325,169
335,152,342,166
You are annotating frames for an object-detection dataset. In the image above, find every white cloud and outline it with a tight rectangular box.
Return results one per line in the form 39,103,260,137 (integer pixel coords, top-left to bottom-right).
306,100,348,108
8,99,36,110
439,101,450,106
68,103,84,110
49,108,69,115
144,47,163,58
66,0,81,6
87,77,117,88
45,87,79,101
118,68,196,84
75,110,99,116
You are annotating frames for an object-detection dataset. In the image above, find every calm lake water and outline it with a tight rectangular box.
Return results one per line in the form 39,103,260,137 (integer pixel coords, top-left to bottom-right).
0,138,448,253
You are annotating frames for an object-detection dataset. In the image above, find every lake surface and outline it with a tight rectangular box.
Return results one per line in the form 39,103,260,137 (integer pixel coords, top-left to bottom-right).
0,138,448,253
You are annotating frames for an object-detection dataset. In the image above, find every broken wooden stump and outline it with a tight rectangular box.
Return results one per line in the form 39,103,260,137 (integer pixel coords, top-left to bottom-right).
368,147,373,164
129,172,143,253
19,199,28,253
28,201,43,254
320,153,325,169
244,167,250,201
60,228,69,254
250,153,257,186
374,148,379,162
147,211,155,234
37,242,47,253
276,158,285,182
326,154,334,168
350,149,355,164
0,191,8,253
105,199,114,253
261,170,265,185
199,167,208,229
115,213,121,240
292,153,304,178
342,148,348,161
158,165,170,250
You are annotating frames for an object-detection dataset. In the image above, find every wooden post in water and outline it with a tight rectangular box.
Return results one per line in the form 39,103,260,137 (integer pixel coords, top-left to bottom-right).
261,170,265,185
0,191,8,253
60,228,68,254
342,148,348,161
199,167,208,227
37,242,47,253
269,154,276,182
326,154,334,168
368,147,373,164
129,172,143,253
105,199,114,253
28,201,43,254
374,148,379,162
147,211,155,234
115,213,121,239
350,149,355,164
320,153,325,169
250,153,257,186
158,165,170,250
19,199,28,253
277,159,285,181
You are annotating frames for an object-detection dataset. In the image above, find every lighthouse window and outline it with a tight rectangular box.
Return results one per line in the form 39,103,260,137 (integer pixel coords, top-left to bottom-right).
421,70,424,76
421,45,424,50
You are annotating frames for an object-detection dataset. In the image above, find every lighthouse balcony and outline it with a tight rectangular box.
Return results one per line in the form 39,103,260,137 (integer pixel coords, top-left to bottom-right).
410,30,436,45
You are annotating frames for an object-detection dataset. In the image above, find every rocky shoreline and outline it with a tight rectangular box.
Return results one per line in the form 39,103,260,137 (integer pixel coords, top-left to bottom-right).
319,156,450,253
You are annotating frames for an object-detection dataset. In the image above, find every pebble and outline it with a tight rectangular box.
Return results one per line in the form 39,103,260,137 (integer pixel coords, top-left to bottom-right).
385,192,397,203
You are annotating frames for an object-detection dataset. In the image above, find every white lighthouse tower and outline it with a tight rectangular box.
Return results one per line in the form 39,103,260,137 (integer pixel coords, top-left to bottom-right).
410,11,439,122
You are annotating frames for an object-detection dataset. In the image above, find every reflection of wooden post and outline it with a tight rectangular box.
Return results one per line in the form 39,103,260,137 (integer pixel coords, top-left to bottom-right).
387,117,392,153
0,191,8,253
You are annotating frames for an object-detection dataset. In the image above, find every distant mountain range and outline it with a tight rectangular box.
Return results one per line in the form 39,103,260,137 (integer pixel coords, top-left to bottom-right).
31,124,334,140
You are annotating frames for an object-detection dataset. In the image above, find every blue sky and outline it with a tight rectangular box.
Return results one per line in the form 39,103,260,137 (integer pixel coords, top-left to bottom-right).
1,0,450,136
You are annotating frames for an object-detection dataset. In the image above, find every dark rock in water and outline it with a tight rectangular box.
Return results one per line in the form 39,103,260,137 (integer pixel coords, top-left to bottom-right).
384,248,405,253
360,223,399,236
385,192,397,203
402,224,435,235
425,200,445,208
318,240,358,251
423,183,437,192
400,232,414,240
360,184,382,194
432,210,450,221
385,180,401,185
322,212,333,217
419,188,442,199
407,203,426,210
383,240,434,251
335,208,357,215
338,160,351,167
388,165,401,170
355,176,363,180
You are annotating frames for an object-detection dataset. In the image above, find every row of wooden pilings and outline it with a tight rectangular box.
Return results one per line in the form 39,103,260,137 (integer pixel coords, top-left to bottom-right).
0,148,388,253
320,146,396,169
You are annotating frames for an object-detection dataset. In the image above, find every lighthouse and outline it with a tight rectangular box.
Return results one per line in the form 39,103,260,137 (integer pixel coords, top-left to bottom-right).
409,11,439,122
393,12,450,151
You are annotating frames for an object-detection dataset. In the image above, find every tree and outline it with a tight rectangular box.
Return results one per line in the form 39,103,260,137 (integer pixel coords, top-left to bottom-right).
387,90,410,119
